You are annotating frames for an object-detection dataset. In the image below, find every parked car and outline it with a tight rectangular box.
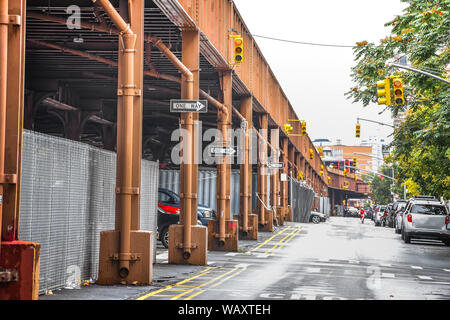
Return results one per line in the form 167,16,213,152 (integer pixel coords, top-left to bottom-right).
384,203,394,227
392,200,408,233
310,211,326,224
157,206,179,248
401,196,450,246
158,188,216,226
344,206,359,217
374,205,387,226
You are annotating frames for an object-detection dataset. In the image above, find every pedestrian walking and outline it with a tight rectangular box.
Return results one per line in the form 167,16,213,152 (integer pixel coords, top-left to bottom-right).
360,208,366,224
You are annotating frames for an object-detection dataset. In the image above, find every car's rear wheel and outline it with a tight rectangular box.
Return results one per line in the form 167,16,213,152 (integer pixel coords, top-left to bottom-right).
311,216,320,224
161,227,169,249
403,232,411,244
443,240,450,246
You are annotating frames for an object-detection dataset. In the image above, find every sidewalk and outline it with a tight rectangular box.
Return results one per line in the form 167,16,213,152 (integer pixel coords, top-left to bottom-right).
39,224,289,300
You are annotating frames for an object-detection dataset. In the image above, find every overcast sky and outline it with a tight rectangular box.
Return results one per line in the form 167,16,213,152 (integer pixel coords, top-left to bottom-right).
233,0,408,146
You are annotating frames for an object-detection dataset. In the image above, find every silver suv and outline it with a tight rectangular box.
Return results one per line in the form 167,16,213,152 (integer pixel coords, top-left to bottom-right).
401,196,450,245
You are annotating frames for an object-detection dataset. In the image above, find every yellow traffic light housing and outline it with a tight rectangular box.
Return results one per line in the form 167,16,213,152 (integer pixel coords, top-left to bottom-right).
328,176,331,184
298,171,303,180
318,147,324,158
229,35,243,65
309,148,314,160
352,157,357,167
356,123,360,138
392,77,405,106
376,78,391,106
319,164,324,176
284,123,293,135
301,121,307,136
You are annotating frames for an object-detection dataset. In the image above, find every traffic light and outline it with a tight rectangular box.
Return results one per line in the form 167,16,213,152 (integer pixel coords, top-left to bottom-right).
298,171,303,180
318,147,323,158
392,77,405,106
352,157,357,167
376,78,391,106
309,148,314,160
344,168,348,176
354,174,358,181
284,123,293,136
301,121,307,136
356,123,360,138
319,164,324,176
232,36,243,65
328,176,331,184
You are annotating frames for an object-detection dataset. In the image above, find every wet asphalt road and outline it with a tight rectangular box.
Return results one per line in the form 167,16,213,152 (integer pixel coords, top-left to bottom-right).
143,216,450,300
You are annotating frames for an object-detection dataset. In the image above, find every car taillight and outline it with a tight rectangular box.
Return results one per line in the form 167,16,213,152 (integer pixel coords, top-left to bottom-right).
445,216,450,224
407,214,412,223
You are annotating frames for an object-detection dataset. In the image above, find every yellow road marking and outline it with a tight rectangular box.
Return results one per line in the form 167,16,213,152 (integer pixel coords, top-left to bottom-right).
184,290,205,300
136,267,214,300
265,227,303,254
183,265,248,300
246,226,292,254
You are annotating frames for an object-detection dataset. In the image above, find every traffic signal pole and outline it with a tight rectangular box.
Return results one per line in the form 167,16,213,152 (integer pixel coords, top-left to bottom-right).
389,63,450,85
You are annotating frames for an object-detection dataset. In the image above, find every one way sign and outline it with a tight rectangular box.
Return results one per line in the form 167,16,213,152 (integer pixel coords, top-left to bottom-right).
209,146,236,156
170,99,208,113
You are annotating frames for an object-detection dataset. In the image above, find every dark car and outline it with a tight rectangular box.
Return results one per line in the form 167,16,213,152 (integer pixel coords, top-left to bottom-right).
157,206,179,248
157,188,216,248
310,211,326,224
158,188,216,226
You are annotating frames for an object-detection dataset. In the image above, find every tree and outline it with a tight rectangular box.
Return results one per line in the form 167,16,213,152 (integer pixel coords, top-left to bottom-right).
346,0,450,199
369,164,403,204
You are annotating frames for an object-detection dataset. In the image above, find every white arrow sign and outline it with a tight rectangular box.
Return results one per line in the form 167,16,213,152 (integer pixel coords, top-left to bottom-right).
170,99,208,113
210,146,236,156
267,162,283,169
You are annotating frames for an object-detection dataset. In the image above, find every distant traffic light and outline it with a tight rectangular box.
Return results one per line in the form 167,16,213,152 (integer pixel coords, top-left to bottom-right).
392,77,405,106
318,147,324,158
301,121,307,136
232,36,243,65
352,157,357,167
320,164,324,176
298,171,303,180
356,123,361,138
328,176,331,184
309,148,314,160
376,78,391,106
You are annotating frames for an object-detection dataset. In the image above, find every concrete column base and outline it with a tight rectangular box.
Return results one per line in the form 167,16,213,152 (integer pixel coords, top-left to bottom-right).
254,209,274,232
208,219,239,251
233,213,258,240
274,207,285,226
0,241,40,300
168,225,207,265
286,205,293,222
97,230,153,285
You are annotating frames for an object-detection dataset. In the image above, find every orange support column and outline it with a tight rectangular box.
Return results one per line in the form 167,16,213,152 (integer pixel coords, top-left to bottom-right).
234,96,257,240
0,0,41,300
270,127,282,226
257,114,273,232
209,71,238,251
97,0,153,284
286,145,295,221
281,138,289,222
169,29,207,264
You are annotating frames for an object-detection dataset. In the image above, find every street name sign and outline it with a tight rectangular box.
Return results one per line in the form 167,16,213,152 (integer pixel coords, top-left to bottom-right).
170,99,208,113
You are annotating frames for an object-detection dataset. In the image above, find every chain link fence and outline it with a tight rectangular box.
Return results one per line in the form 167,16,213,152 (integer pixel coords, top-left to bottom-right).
19,130,158,294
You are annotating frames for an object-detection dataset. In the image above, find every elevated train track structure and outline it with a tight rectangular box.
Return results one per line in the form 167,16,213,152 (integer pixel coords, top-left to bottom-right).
0,0,369,299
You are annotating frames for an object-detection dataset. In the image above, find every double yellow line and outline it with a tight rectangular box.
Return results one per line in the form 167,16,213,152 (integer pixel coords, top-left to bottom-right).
265,227,303,255
136,265,248,300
